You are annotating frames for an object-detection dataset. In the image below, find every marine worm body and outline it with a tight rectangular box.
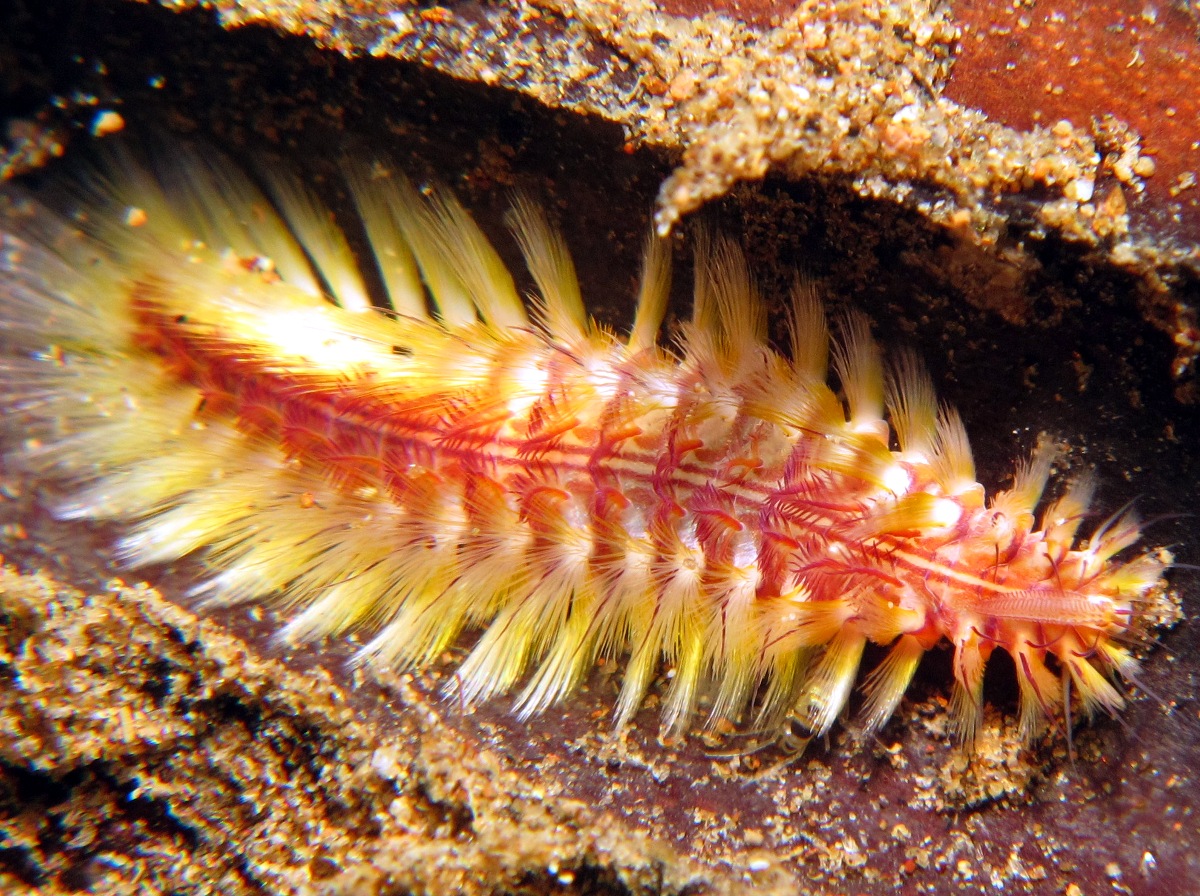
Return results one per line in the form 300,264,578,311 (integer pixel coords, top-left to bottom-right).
0,146,1168,748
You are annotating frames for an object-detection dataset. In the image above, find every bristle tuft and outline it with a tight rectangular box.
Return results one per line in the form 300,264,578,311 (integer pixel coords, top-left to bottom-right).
885,348,937,458
417,187,529,329
628,233,671,354
796,630,866,737
1042,473,1096,554
506,196,588,341
343,160,428,319
786,275,828,381
383,175,476,326
930,405,977,495
258,168,371,312
994,437,1059,520
859,635,924,734
831,311,884,428
691,232,766,365
948,635,986,746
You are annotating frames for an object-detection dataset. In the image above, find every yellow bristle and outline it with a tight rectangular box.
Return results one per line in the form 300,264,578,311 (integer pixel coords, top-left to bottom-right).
458,489,595,707
856,492,963,539
18,357,196,496
765,593,852,653
796,629,866,737
859,635,925,735
343,161,429,319
930,405,977,495
948,634,987,745
743,372,845,438
362,481,531,668
690,232,767,367
1013,643,1062,742
611,556,685,726
854,592,923,645
161,148,324,297
786,274,829,382
662,634,706,738
58,415,240,522
585,533,654,715
383,175,480,326
506,196,588,342
753,643,812,733
700,556,763,726
1102,551,1169,595
810,434,896,488
831,311,884,430
1041,473,1096,554
885,348,937,458
515,582,603,718
258,168,372,312
627,233,672,355
992,438,1058,521
122,450,300,572
635,520,710,733
1098,642,1140,680
1088,507,1144,562
420,187,528,330
1065,654,1126,718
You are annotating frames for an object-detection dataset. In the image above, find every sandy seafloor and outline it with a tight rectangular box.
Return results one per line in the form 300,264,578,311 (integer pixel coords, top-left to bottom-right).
1,1,1200,894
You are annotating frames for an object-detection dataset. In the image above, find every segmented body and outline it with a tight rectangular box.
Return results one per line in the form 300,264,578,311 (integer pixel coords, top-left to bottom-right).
0,146,1168,747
